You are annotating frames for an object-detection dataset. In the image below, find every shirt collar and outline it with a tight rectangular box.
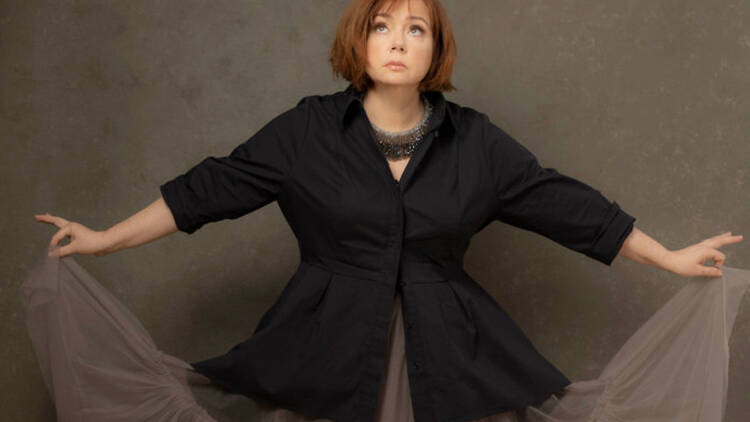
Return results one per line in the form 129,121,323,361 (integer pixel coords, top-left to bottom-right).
337,83,457,136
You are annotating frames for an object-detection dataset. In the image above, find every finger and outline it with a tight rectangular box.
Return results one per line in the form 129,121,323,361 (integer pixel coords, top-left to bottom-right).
701,265,723,278
47,244,62,258
35,214,56,224
714,253,725,268
49,226,71,248
721,234,744,246
36,214,69,228
704,249,726,267
705,233,743,249
49,216,70,227
699,233,725,247
56,244,71,258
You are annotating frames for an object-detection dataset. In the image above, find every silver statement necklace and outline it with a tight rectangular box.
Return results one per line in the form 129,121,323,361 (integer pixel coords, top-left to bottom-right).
367,95,433,159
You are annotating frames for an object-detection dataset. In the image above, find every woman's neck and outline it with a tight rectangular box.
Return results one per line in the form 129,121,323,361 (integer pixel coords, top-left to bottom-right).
362,84,424,133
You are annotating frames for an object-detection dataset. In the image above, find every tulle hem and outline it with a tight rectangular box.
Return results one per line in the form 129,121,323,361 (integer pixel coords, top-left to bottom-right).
20,245,750,421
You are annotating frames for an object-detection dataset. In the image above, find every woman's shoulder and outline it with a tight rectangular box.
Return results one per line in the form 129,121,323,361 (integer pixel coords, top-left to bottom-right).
436,98,499,144
288,89,350,123
445,100,484,128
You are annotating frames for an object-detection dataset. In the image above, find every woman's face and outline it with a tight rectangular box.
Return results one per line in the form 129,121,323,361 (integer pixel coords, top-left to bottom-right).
365,0,434,90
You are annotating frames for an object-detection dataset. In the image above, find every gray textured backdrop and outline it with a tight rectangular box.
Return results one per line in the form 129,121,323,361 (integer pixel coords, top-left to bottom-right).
3,1,749,420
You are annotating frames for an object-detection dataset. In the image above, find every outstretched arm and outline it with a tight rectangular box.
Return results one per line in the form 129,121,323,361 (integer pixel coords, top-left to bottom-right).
159,96,311,235
618,228,743,278
36,196,178,258
101,196,179,254
482,112,636,267
38,95,313,258
480,112,743,277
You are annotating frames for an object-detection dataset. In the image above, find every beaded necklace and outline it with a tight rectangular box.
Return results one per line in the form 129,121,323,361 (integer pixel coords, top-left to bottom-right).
367,94,433,160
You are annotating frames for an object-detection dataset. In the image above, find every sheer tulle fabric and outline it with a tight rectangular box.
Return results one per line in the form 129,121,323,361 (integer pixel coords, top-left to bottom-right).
20,245,750,422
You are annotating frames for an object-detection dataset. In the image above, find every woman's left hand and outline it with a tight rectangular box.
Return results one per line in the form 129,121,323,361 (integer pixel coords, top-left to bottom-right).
665,232,744,278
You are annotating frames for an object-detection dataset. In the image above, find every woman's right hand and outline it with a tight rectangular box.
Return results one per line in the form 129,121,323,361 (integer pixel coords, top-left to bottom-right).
35,213,113,258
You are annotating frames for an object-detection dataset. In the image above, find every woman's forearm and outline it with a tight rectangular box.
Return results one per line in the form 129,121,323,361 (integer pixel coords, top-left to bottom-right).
618,226,743,278
617,226,673,270
102,196,179,254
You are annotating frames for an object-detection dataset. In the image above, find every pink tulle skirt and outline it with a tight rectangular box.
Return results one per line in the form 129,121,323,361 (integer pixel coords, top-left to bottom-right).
20,245,750,421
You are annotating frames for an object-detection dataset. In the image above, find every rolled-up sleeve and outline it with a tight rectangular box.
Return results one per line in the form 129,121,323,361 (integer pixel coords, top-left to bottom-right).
482,113,635,266
159,97,312,234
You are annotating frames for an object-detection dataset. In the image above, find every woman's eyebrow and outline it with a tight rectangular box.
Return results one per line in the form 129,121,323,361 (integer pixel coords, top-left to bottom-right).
374,12,429,26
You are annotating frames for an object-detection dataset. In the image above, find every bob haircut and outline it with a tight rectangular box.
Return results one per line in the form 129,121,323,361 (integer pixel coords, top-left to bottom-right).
329,0,457,93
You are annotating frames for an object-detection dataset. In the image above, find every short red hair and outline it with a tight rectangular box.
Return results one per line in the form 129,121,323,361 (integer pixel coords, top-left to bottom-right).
329,0,457,93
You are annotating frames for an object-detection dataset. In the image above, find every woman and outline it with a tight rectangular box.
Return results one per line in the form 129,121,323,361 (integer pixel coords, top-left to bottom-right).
29,0,745,421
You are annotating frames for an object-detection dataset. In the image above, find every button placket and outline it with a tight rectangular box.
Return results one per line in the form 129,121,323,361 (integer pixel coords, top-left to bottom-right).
359,105,443,418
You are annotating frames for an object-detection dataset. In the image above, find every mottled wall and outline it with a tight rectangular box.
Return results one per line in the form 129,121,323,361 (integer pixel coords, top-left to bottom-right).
3,0,749,420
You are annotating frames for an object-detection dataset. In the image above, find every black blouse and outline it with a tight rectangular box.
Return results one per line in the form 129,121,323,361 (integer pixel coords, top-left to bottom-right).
160,83,636,422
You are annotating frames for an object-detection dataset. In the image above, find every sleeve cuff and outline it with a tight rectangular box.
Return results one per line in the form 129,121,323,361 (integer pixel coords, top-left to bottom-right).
588,201,636,266
159,179,199,235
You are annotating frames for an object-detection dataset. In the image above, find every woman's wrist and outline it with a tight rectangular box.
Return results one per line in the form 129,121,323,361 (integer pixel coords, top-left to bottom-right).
650,248,677,273
618,227,676,273
100,227,125,256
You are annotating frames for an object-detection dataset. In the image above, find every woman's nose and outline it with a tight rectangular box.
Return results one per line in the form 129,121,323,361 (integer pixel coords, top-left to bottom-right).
390,33,406,51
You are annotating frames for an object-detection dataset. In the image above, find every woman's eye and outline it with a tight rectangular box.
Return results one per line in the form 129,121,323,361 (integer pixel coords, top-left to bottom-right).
373,23,424,35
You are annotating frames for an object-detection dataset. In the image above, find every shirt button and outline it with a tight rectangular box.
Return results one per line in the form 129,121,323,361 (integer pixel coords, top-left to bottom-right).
414,362,421,370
